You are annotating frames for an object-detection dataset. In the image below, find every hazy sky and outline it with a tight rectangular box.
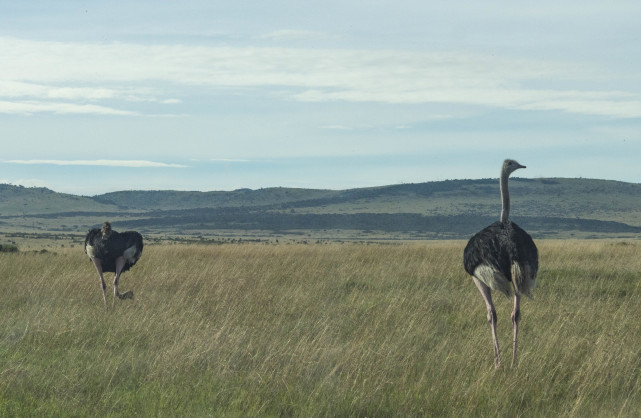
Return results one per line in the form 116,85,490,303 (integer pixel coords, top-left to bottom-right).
1,1,640,195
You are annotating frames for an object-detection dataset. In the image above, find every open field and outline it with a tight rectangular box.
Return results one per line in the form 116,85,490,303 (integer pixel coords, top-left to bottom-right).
2,241,641,416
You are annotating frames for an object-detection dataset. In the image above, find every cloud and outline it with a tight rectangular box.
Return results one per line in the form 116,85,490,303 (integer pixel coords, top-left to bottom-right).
0,80,180,114
0,80,116,100
4,160,187,168
0,100,136,116
1,36,640,118
321,125,354,131
257,30,335,41
210,158,251,163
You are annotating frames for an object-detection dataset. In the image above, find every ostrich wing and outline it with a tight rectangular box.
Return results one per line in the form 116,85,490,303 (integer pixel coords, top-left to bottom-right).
464,221,513,280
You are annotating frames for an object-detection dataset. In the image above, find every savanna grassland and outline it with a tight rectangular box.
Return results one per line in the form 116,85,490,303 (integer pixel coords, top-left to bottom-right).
1,241,641,416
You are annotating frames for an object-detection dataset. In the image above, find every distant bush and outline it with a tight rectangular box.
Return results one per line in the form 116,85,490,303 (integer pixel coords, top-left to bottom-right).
0,243,18,253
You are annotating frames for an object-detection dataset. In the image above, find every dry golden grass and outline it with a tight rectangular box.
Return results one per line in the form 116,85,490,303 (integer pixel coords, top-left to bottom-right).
1,241,641,416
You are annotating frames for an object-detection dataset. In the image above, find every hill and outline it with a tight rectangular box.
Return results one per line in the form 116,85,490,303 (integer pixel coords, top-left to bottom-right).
0,184,120,215
1,178,641,241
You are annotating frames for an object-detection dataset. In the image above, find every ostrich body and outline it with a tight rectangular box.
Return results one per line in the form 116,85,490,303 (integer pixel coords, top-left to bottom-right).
84,222,143,307
463,159,538,367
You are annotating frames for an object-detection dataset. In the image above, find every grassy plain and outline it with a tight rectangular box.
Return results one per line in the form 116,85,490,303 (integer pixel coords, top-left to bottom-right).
1,241,641,416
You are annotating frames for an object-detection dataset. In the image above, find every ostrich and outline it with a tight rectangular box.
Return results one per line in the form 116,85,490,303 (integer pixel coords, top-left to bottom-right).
463,159,538,368
84,222,143,307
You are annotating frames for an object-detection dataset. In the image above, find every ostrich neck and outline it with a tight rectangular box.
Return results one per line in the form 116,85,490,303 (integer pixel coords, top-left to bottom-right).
500,170,510,223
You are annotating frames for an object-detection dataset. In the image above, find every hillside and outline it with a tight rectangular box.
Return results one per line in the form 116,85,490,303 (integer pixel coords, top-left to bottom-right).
0,184,120,215
1,178,641,240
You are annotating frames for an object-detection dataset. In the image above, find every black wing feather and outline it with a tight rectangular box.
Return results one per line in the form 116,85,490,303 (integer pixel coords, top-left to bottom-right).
463,221,538,281
511,222,538,274
84,228,143,273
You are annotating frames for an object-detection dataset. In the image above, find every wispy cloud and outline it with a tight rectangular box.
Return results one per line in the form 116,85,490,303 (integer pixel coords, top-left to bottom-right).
210,158,251,163
4,160,187,168
257,30,336,41
0,79,178,115
1,36,640,118
321,125,354,131
0,100,136,116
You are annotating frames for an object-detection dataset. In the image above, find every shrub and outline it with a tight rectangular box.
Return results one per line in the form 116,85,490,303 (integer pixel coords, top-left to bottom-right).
0,243,18,253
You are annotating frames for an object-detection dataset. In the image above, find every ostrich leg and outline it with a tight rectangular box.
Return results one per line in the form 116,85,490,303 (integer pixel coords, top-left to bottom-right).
511,291,521,368
113,256,133,304
91,258,108,308
473,277,501,367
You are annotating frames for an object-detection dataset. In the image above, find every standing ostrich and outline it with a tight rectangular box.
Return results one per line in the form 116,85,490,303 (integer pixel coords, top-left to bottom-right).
463,159,538,368
84,222,143,307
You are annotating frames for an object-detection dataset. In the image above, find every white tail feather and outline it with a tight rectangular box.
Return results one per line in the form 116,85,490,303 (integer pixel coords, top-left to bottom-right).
473,264,512,296
511,263,537,297
123,245,139,264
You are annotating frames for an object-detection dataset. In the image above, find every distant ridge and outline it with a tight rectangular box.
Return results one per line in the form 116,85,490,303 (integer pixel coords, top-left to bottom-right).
2,178,641,239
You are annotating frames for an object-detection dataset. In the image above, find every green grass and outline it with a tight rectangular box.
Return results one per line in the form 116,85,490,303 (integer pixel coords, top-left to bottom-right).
1,241,641,416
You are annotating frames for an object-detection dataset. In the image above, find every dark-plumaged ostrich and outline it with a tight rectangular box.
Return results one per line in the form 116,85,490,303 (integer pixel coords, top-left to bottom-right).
84,222,143,308
463,159,539,368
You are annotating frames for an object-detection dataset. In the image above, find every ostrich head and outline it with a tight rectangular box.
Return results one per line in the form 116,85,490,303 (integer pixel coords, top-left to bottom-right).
101,222,112,239
503,159,526,177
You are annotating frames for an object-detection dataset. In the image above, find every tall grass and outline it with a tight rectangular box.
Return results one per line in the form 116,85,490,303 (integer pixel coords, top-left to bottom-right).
1,241,640,416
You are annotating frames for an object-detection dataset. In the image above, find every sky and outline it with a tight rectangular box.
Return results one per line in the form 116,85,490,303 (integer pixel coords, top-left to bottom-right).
1,1,641,195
